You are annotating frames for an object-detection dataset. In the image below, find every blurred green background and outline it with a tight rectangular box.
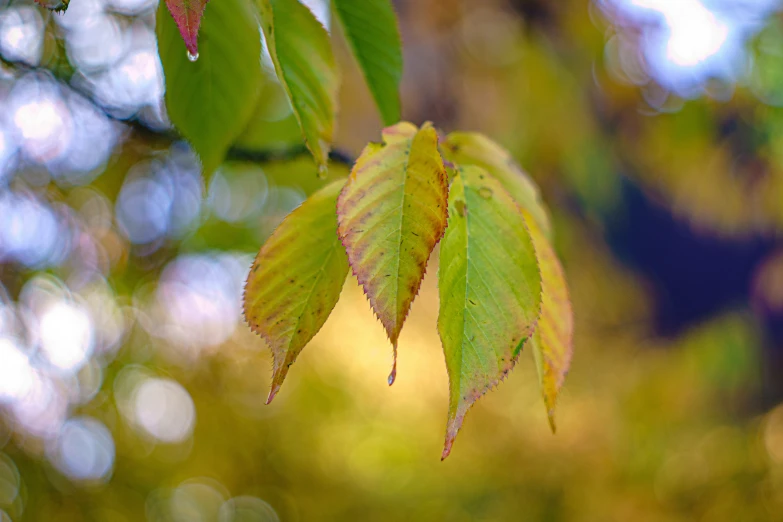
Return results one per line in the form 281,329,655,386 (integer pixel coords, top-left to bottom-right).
0,0,783,520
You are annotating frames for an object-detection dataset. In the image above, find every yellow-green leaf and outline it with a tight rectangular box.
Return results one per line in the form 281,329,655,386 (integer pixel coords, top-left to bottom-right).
256,0,338,174
337,122,448,384
381,120,417,143
333,0,403,125
441,132,551,236
244,180,349,403
438,165,542,459
525,211,573,432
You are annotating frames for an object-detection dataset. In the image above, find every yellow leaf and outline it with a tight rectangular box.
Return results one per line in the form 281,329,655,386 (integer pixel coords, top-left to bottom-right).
337,122,449,384
244,180,349,403
525,211,573,432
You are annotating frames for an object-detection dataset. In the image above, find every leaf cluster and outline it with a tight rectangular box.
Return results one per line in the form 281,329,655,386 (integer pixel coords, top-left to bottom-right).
156,0,401,175
245,122,573,459
152,0,574,459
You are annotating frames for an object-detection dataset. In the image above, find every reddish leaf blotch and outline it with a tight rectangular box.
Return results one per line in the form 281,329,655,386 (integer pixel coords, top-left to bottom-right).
34,0,70,12
164,0,209,56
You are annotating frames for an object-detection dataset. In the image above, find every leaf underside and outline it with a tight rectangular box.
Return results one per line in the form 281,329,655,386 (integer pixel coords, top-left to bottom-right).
244,180,350,404
441,132,552,237
438,165,542,459
156,0,262,175
163,0,209,56
337,122,449,384
256,0,339,174
525,211,573,432
334,0,403,125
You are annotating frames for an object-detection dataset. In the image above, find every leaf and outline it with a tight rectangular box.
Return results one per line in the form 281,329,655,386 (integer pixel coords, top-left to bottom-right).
381,121,417,144
34,0,70,12
337,122,448,384
441,132,552,237
525,212,573,432
256,0,339,174
243,180,350,403
162,0,208,57
156,0,262,175
438,165,542,459
333,0,403,125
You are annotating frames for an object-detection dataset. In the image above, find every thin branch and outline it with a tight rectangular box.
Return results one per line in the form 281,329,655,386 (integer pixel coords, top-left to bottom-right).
0,53,356,169
227,144,355,166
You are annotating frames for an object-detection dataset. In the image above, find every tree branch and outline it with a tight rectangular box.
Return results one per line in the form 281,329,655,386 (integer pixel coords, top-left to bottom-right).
0,53,356,169
227,144,355,166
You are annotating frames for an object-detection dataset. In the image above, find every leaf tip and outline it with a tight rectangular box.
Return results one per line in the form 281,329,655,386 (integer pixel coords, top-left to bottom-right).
164,0,205,57
441,408,466,460
266,383,281,405
183,39,199,59
547,411,557,434
387,342,398,386
267,358,291,405
440,443,452,461
441,426,458,460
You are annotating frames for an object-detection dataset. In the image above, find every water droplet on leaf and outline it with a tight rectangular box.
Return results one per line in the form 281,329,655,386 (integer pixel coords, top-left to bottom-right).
388,347,397,386
478,187,493,199
187,51,199,62
317,164,328,180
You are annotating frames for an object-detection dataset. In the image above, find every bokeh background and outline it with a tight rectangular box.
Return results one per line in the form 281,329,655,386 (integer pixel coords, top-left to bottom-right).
0,0,782,520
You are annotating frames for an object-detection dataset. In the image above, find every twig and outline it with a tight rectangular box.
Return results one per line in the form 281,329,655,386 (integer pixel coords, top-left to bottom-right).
0,53,356,169
227,144,355,166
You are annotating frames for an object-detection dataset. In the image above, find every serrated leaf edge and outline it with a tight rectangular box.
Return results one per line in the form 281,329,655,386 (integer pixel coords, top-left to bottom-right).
439,167,545,460
337,123,449,385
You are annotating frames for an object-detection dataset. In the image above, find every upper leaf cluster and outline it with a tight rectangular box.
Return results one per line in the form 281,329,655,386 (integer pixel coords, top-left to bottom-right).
157,0,402,175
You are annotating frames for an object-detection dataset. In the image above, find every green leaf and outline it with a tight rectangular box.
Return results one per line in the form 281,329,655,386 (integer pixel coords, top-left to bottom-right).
438,165,542,459
256,0,339,175
243,179,350,403
525,211,573,432
162,0,208,57
156,0,262,175
333,0,403,125
441,132,552,237
337,122,448,384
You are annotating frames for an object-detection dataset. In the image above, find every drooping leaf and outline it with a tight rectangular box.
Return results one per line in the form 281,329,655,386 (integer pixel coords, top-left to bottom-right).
244,180,350,404
256,0,339,175
156,0,262,175
441,132,552,236
438,165,542,459
525,211,573,432
333,0,403,125
337,122,448,384
162,0,208,57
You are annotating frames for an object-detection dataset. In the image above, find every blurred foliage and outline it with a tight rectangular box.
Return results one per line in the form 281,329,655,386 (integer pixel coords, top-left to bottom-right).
0,0,781,520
